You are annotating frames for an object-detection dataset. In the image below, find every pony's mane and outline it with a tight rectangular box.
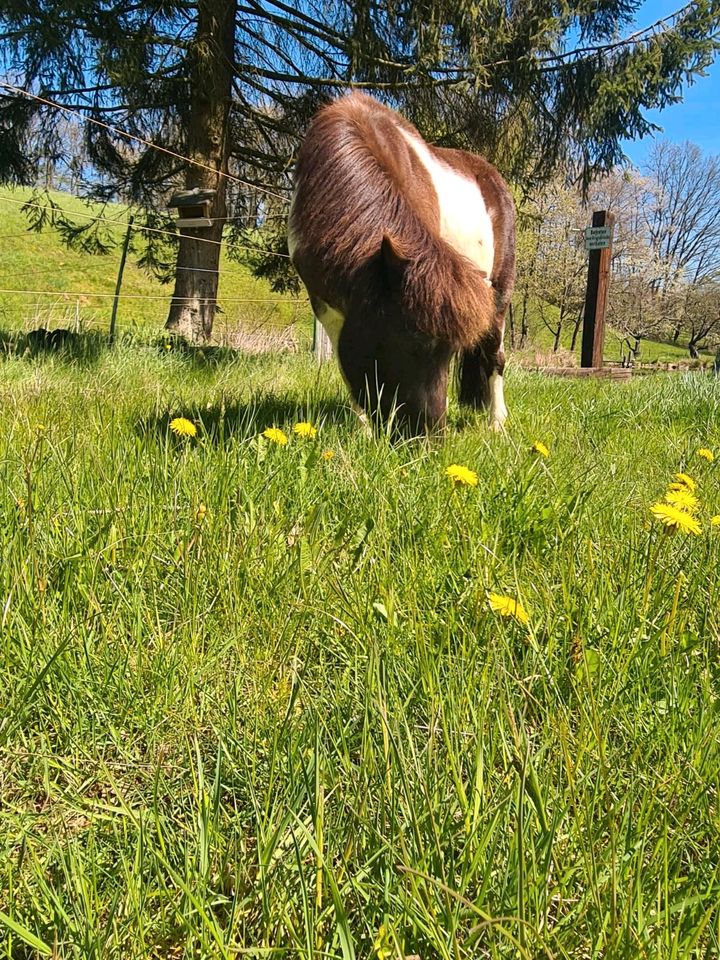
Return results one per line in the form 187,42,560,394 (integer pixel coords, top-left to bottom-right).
292,93,494,348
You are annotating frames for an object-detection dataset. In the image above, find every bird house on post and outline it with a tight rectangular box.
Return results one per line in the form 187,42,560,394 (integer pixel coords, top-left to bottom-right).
168,189,216,229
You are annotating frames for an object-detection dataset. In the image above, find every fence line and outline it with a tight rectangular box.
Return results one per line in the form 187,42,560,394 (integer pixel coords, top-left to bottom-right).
0,287,306,304
0,233,47,240
1,263,278,279
0,194,292,259
0,81,291,205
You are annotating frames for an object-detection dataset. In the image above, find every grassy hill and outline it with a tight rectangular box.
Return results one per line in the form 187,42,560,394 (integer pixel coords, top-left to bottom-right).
0,186,312,341
0,186,714,365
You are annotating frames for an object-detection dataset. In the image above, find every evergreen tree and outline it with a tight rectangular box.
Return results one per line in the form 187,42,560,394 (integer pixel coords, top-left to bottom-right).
1,0,718,340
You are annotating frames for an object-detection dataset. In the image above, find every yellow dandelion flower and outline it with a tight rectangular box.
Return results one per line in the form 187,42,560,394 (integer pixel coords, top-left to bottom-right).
293,421,317,438
697,448,715,463
195,503,208,522
664,487,699,513
322,449,334,460
262,427,288,446
531,440,550,458
488,592,530,626
446,463,479,487
372,924,393,960
673,473,696,492
711,515,720,527
650,502,702,535
169,417,197,438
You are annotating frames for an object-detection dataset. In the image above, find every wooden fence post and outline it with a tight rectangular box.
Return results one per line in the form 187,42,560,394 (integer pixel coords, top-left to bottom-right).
109,216,133,344
313,316,332,362
580,210,614,368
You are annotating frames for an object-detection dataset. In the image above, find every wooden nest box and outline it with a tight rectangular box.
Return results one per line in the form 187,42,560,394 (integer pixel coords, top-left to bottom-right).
169,189,216,229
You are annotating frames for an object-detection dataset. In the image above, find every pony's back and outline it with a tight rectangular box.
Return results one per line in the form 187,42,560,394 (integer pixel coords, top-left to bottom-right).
290,93,495,349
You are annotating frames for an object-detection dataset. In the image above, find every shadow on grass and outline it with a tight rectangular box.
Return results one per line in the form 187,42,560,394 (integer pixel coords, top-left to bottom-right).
0,327,283,370
137,395,358,446
151,334,288,369
0,326,112,365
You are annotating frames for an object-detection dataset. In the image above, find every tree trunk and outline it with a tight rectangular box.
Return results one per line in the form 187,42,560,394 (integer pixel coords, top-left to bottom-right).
688,340,700,360
569,310,583,352
165,0,237,342
519,287,530,348
552,305,566,352
507,300,515,349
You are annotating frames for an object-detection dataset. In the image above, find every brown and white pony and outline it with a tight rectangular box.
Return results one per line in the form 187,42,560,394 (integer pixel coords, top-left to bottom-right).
288,93,515,435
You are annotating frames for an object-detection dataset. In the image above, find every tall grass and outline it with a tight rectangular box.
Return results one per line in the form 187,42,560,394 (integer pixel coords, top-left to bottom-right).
1,342,719,958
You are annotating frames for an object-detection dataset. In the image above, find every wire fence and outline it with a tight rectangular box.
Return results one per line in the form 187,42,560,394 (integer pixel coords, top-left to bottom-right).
0,194,292,258
0,82,310,349
0,211,308,347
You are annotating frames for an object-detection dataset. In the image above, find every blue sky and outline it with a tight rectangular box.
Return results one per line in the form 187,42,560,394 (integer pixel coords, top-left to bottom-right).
621,0,720,166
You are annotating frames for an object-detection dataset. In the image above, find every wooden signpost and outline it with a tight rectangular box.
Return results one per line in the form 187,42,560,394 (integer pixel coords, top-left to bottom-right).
580,210,615,368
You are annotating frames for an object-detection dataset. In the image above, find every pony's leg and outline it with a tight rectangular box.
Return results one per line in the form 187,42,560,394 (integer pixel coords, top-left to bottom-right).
488,339,507,433
457,342,491,409
457,320,507,431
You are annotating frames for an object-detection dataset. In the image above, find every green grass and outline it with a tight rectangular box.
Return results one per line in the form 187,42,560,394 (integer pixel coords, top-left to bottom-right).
604,332,714,366
0,187,311,338
516,310,714,366
2,340,720,958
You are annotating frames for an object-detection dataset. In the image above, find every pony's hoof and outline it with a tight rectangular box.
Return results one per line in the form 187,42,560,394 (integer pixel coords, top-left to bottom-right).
489,417,507,433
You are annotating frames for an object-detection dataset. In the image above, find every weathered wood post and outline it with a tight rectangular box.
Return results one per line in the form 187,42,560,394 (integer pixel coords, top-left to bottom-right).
313,317,332,362
580,210,614,368
109,215,133,344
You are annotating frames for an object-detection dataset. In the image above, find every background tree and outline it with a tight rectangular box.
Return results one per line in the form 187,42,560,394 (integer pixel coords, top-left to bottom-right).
591,169,670,358
642,140,720,353
514,178,587,352
665,279,720,357
1,0,719,341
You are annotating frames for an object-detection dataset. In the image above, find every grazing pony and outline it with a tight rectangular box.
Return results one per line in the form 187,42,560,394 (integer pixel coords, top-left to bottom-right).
288,93,515,434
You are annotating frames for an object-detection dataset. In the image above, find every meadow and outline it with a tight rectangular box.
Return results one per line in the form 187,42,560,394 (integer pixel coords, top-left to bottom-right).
0,188,307,340
0,186,714,367
1,337,719,959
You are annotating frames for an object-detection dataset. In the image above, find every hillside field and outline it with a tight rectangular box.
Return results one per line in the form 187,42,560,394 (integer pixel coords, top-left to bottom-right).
1,341,720,958
0,188,310,342
0,187,714,366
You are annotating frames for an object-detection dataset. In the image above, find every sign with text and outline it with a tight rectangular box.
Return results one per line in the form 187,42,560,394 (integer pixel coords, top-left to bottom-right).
584,225,613,250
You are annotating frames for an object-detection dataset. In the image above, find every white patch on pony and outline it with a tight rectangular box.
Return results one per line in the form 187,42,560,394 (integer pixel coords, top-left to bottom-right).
315,300,346,355
399,129,495,278
314,300,369,434
287,222,299,261
352,404,372,436
287,190,303,264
